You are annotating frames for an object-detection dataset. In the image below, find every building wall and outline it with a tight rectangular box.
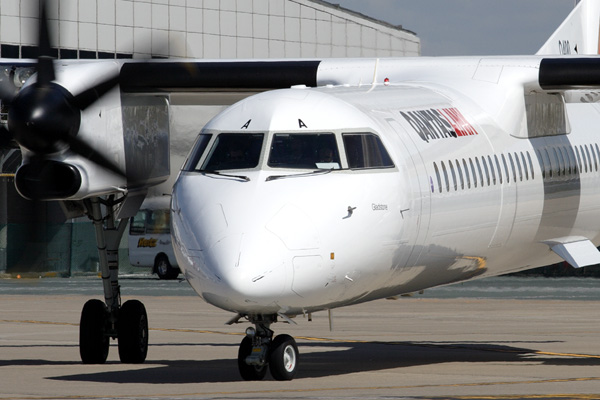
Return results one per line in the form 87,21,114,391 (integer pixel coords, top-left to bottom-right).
0,0,420,59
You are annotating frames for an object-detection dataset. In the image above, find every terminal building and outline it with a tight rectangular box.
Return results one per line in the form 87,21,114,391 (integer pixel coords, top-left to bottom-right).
0,0,420,275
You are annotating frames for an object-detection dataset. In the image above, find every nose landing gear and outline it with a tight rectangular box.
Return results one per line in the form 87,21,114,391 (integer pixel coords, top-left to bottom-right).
237,315,299,381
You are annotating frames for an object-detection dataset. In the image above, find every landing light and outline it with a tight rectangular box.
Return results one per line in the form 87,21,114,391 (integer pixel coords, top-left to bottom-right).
245,327,256,337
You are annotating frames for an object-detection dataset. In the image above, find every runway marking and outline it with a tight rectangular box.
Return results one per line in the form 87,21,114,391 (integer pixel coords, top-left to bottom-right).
3,319,600,361
5,378,600,399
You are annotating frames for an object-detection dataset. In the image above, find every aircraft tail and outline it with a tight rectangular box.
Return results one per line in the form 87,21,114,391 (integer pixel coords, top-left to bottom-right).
537,0,600,55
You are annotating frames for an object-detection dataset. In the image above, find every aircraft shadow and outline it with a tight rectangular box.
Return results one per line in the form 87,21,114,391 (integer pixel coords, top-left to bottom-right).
43,339,600,384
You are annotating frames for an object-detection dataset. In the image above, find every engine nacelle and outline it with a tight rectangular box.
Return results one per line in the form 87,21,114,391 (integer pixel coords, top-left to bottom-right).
15,160,82,200
14,156,129,201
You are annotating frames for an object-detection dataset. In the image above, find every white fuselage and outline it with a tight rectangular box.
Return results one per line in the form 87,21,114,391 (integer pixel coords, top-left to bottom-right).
171,57,600,316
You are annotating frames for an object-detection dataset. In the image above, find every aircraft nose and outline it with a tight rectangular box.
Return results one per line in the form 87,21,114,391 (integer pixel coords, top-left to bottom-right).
200,227,291,314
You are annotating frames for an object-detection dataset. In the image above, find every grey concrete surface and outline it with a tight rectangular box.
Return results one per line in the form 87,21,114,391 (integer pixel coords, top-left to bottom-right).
1,280,600,399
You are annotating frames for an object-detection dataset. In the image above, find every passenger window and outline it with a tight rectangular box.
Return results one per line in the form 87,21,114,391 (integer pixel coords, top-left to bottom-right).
434,162,442,193
514,152,523,181
591,144,598,172
536,150,545,179
526,152,534,180
520,152,529,180
486,156,496,185
508,153,517,182
558,147,570,175
544,148,556,179
580,146,588,173
475,157,484,187
463,159,471,188
469,158,478,188
441,161,450,192
269,133,340,169
494,155,502,184
449,161,457,191
455,159,464,190
481,156,490,186
585,145,593,172
575,146,583,174
501,154,510,183
202,133,264,171
343,133,393,169
183,133,213,171
566,146,577,175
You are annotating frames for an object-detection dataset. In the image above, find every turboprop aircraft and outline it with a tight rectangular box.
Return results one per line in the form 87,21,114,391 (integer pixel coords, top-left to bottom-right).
2,0,600,381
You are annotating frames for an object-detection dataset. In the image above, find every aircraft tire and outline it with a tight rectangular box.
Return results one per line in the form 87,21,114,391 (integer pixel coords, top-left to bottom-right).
237,336,268,381
117,300,149,363
269,334,298,381
79,299,109,364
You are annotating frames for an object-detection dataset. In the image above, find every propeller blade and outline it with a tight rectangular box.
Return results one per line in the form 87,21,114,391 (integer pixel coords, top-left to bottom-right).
0,72,18,103
0,125,14,148
64,133,126,178
71,74,121,111
36,0,56,86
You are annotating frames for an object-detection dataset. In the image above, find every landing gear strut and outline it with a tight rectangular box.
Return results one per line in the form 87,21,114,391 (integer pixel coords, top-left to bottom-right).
237,315,299,381
79,196,149,364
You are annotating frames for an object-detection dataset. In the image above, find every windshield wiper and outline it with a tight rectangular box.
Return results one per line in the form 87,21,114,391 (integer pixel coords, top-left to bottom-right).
201,170,250,182
266,169,334,182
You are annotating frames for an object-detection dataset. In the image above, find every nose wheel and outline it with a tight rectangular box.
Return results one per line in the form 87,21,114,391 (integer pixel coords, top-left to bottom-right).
237,318,299,381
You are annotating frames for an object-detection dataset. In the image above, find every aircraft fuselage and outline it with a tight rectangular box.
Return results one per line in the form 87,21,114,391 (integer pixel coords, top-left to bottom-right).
171,58,600,316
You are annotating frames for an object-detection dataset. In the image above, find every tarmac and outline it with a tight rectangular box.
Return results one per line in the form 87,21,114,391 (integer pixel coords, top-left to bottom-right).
1,277,600,399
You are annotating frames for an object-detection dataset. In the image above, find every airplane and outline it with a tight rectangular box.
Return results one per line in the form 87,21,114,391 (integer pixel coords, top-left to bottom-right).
1,0,600,381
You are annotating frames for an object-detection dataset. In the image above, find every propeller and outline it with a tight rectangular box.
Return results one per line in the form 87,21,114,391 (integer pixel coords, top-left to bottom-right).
0,0,125,182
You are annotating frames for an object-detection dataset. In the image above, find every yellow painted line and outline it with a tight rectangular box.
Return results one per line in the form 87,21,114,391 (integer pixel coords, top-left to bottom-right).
0,319,78,327
4,319,600,361
5,379,600,400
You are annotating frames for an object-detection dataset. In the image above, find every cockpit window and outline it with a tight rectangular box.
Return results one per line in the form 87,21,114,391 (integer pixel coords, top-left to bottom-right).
343,133,394,169
268,133,341,169
182,134,212,171
201,133,264,171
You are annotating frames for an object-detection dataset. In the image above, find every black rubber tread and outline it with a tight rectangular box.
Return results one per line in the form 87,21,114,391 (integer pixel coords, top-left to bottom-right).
117,299,149,364
79,299,109,364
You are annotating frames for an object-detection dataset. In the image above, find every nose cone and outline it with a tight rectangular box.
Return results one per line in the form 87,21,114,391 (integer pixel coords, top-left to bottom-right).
171,176,291,314
201,229,290,313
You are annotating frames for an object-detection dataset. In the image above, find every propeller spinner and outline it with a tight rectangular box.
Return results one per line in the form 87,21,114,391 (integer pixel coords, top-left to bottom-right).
0,0,125,199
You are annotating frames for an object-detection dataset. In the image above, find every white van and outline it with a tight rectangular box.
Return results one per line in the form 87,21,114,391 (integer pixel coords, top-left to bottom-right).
128,198,179,279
